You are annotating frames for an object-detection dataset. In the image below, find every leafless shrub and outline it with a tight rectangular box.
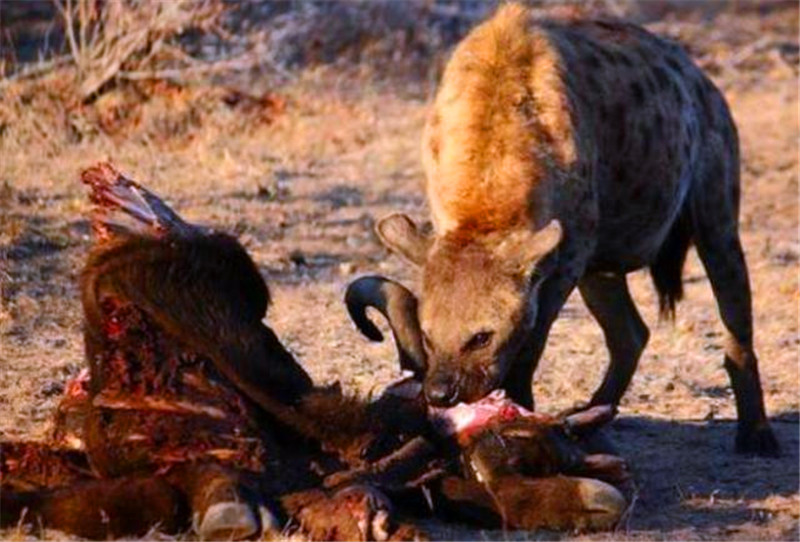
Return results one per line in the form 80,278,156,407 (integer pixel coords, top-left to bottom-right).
0,0,794,153
51,0,225,101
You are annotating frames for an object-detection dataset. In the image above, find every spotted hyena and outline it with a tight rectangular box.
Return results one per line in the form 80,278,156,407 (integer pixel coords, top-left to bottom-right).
362,3,778,455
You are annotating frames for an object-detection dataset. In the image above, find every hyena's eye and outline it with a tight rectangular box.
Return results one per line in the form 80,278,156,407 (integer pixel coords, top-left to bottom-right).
463,331,494,352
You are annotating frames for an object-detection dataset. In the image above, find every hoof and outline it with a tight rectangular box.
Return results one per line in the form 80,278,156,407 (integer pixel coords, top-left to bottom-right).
575,478,627,531
258,505,281,539
195,501,259,540
736,424,780,457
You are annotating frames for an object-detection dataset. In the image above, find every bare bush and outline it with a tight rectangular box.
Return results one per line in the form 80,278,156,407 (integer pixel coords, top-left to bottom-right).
52,0,225,101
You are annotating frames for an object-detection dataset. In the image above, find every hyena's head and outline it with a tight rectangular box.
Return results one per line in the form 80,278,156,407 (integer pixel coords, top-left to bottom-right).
370,213,562,406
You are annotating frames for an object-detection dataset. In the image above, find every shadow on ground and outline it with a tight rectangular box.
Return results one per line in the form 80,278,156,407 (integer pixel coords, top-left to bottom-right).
420,413,799,540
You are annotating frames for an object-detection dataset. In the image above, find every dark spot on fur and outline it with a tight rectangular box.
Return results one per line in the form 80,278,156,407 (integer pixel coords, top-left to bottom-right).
429,135,440,160
612,104,626,149
640,125,652,157
596,47,617,65
583,52,602,70
617,52,634,68
672,82,685,105
515,93,535,119
598,102,610,125
664,141,676,163
630,81,644,106
650,191,665,209
596,20,623,32
585,72,601,92
665,56,684,75
682,141,692,160
609,164,625,185
644,75,659,95
459,59,481,76
652,66,671,91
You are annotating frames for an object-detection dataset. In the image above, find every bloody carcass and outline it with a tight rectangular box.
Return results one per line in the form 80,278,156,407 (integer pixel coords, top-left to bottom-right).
1,164,629,540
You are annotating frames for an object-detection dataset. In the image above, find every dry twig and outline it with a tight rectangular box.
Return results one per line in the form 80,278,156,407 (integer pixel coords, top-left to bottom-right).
50,0,225,101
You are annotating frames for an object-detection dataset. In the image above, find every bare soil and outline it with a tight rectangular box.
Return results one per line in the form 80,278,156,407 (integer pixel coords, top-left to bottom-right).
1,4,797,540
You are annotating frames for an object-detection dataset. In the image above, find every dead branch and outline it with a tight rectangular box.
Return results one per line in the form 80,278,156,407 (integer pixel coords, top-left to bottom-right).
0,56,73,87
116,52,289,83
323,436,441,490
45,0,227,101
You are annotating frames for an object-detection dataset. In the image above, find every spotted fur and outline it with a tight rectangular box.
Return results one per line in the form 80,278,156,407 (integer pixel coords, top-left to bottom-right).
377,4,778,456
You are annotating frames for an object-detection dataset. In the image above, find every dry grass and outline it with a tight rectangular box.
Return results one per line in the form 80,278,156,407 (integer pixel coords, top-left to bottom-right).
0,1,798,540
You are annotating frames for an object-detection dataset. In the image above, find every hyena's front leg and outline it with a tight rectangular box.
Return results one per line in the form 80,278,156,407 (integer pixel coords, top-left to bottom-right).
578,272,650,407
503,274,577,409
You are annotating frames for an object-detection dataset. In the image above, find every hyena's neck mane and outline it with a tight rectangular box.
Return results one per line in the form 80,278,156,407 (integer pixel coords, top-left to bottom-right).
425,3,576,235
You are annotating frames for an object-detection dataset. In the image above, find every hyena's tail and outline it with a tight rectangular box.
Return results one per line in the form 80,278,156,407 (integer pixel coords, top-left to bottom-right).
650,210,693,320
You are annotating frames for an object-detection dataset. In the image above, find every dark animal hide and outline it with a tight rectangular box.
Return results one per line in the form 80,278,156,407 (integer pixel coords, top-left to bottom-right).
0,164,628,540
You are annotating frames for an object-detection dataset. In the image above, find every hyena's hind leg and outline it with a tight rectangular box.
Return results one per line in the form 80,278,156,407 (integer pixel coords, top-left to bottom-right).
578,273,650,408
689,139,778,456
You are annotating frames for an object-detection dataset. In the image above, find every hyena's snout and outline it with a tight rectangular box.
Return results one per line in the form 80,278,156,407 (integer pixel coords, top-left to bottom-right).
424,370,461,406
424,363,498,407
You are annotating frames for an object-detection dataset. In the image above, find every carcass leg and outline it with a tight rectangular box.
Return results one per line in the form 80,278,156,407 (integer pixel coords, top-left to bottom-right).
438,474,626,532
1,475,186,538
166,462,262,541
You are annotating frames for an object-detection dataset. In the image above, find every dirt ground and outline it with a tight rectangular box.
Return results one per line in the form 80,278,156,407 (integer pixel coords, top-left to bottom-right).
1,3,798,541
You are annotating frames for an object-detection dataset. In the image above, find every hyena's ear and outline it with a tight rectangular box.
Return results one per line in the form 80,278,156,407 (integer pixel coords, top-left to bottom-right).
495,220,563,277
375,213,432,266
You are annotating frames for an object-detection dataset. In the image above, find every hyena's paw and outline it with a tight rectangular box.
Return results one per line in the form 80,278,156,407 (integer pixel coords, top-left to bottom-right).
736,423,780,457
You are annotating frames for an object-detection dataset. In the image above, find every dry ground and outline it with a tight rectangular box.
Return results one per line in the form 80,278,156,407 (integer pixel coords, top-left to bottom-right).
1,4,798,541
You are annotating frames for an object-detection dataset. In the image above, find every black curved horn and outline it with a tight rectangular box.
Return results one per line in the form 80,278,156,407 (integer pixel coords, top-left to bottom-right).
563,405,617,435
345,276,426,377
